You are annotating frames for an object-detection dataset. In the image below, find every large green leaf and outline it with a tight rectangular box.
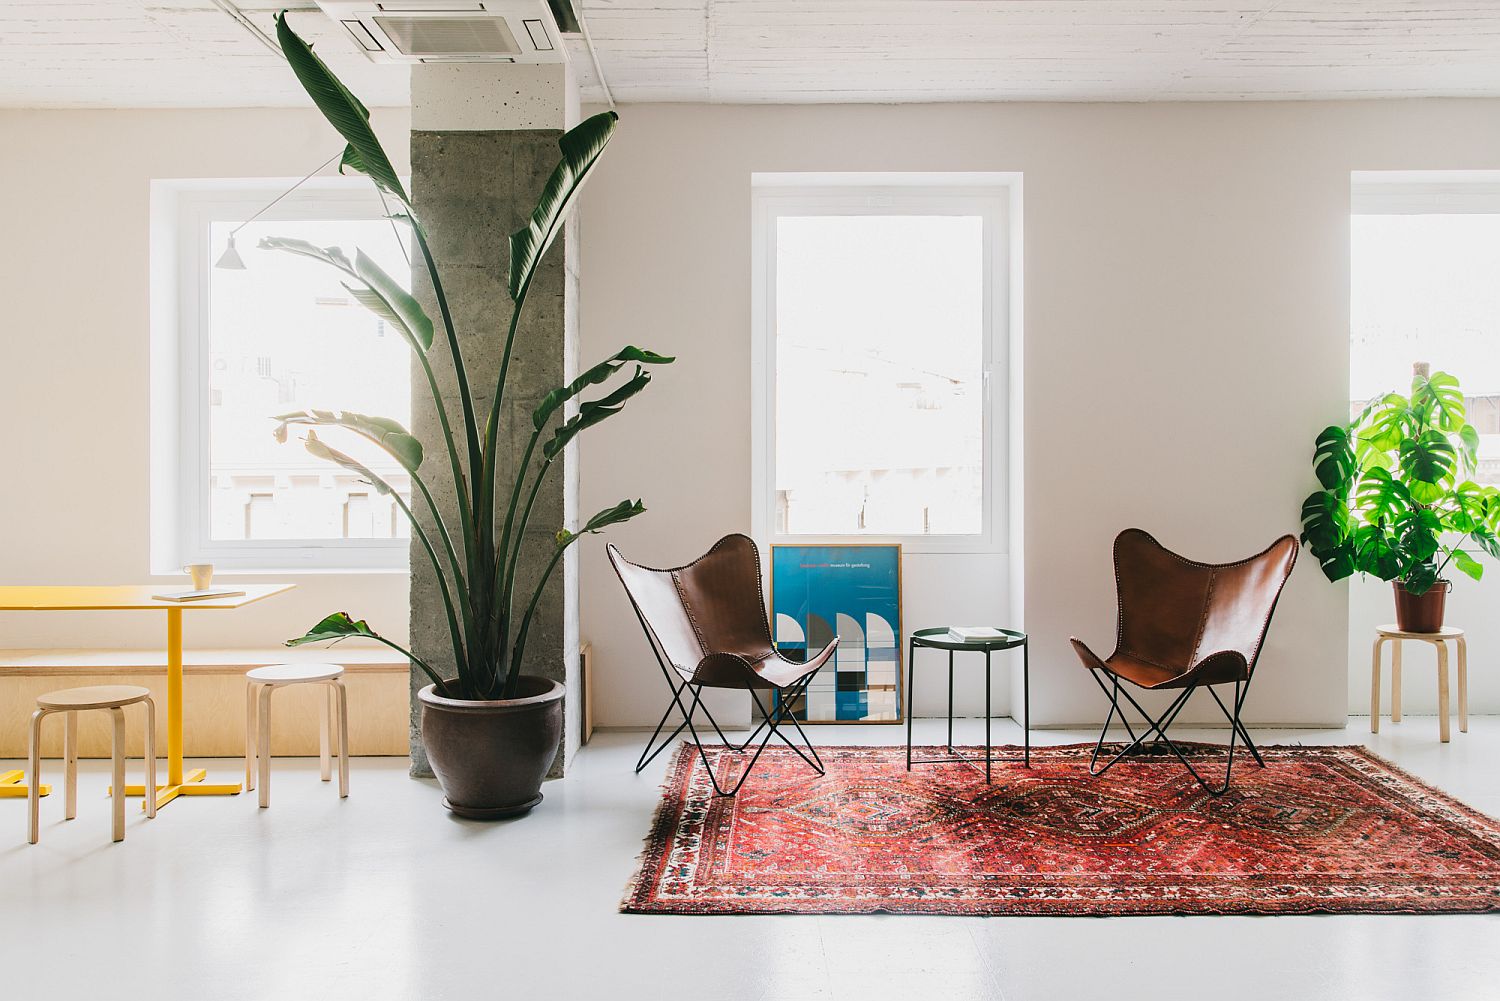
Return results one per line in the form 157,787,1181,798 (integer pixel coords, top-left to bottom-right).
532,346,673,431
302,430,392,494
1403,560,1441,596
1458,422,1480,472
274,409,422,471
1451,548,1484,582
1352,524,1402,580
1399,429,1456,502
1361,392,1412,452
1312,424,1355,492
554,499,646,549
354,250,433,351
542,369,651,459
275,14,407,204
1412,370,1465,432
1353,467,1410,525
287,611,382,647
508,111,618,303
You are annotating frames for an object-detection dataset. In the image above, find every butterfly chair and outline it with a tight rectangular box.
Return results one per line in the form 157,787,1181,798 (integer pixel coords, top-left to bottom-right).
607,534,837,797
1070,529,1298,795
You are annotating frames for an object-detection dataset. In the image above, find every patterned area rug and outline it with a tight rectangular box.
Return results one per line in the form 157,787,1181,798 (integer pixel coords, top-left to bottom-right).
623,743,1500,916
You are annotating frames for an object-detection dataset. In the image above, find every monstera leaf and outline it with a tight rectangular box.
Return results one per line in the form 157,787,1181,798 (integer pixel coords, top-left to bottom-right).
1412,370,1465,432
1312,424,1355,492
508,111,618,304
1399,430,1457,503
1354,467,1410,525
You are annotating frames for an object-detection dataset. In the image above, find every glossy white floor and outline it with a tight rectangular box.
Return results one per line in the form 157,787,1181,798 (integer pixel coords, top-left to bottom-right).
1,717,1497,1001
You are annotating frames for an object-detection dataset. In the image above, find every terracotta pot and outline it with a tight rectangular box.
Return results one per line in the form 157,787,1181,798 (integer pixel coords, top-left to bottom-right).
418,675,563,819
1392,579,1451,633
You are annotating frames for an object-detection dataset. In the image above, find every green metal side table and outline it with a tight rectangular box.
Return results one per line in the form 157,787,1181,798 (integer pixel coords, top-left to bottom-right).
906,627,1029,782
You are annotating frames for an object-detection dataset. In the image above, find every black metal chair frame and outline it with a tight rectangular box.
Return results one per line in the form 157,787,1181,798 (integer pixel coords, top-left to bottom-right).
1086,670,1263,796
625,600,825,798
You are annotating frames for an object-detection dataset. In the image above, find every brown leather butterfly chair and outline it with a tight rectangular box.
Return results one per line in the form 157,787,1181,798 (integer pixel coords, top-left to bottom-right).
1070,529,1298,795
607,533,838,797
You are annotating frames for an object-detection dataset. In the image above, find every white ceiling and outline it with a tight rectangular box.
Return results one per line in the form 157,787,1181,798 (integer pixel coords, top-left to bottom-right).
4,2,1500,109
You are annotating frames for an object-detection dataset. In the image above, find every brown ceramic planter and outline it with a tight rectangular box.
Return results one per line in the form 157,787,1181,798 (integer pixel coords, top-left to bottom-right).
418,675,563,819
1393,579,1451,633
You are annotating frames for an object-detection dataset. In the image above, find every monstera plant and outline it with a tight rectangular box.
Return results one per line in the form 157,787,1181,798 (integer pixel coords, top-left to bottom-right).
1300,367,1500,631
263,15,669,816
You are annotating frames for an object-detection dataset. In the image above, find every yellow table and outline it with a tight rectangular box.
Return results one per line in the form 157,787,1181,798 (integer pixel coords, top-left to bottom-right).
0,584,294,807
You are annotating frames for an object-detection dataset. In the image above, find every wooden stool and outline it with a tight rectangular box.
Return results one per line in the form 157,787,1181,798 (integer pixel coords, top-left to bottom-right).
1370,625,1467,743
28,685,156,844
245,664,348,808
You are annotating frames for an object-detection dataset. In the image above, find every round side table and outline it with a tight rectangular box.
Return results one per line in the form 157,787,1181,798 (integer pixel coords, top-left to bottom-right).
1370,624,1467,743
905,627,1029,783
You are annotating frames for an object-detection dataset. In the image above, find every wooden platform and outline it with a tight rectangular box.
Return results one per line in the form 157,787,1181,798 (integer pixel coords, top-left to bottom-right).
0,647,409,757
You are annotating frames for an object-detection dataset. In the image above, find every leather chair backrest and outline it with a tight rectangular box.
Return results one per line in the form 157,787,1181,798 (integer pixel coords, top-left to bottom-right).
607,534,776,671
1114,529,1298,673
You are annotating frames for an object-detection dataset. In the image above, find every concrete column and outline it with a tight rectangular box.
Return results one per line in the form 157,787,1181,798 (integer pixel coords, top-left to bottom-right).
407,63,581,778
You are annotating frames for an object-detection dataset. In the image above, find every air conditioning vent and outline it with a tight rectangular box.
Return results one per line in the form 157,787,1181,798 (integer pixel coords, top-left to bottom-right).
373,15,520,57
316,1,565,63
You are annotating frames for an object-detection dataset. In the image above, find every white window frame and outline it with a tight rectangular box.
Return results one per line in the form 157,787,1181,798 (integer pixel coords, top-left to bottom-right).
150,177,410,573
750,173,1021,556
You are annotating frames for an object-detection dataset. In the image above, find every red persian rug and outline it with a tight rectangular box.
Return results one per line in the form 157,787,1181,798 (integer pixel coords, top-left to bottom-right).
623,743,1500,916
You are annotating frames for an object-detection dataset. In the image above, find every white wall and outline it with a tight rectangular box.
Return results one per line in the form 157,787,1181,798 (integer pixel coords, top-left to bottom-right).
577,99,1500,729
0,108,411,652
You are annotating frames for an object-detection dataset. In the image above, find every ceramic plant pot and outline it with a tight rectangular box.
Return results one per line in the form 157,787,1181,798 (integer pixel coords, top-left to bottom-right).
418,675,563,819
1392,579,1450,634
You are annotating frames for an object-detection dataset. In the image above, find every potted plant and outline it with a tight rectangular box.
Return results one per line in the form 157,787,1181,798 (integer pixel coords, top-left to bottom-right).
1300,365,1500,632
264,15,671,817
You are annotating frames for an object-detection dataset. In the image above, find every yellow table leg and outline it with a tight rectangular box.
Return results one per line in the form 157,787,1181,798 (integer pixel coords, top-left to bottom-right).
0,769,50,799
121,608,241,809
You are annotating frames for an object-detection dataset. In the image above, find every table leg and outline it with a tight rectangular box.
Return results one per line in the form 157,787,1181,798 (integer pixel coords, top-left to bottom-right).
946,650,954,752
1369,636,1384,734
123,606,242,807
984,649,992,784
1022,640,1030,768
905,640,915,771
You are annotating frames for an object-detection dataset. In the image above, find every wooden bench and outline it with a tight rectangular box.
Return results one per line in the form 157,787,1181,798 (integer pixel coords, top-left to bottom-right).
0,647,409,758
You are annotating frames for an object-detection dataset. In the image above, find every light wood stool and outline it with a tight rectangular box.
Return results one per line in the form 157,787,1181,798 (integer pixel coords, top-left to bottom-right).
1370,625,1467,743
28,685,157,844
245,664,348,808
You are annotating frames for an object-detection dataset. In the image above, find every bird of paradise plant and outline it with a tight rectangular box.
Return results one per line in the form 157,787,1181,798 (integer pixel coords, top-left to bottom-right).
264,14,669,700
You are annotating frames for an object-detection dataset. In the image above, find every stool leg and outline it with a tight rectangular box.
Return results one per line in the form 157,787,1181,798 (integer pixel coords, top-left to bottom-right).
319,684,332,782
63,710,78,821
1436,641,1451,744
27,709,46,845
1457,636,1468,734
1369,636,1384,734
143,697,157,819
258,685,274,808
1391,640,1402,723
245,682,257,793
109,707,126,842
334,679,349,798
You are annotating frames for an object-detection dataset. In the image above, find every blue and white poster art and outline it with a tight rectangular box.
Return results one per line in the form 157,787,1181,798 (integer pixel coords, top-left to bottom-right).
770,544,902,723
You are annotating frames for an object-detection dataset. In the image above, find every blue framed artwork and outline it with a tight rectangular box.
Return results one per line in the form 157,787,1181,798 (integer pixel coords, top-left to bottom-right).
770,544,903,723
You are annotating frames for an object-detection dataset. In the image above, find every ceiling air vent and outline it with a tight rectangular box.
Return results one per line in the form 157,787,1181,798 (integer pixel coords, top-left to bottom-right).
316,1,567,63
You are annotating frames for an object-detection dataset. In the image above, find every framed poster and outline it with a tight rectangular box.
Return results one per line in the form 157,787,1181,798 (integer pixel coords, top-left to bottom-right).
770,543,902,723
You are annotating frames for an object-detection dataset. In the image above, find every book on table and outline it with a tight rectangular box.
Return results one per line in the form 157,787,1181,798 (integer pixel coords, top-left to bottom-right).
947,626,1006,642
151,588,246,603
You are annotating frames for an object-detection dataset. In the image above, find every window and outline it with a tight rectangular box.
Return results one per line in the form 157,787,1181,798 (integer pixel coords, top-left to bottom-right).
152,179,412,571
751,175,1018,553
1352,173,1500,486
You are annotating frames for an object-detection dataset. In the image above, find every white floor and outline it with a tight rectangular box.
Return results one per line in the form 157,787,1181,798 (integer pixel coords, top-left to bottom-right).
1,717,1497,1001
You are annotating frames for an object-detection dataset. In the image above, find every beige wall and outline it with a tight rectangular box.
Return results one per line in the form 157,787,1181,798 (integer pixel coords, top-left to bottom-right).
577,99,1500,728
8,100,1500,730
0,108,411,653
